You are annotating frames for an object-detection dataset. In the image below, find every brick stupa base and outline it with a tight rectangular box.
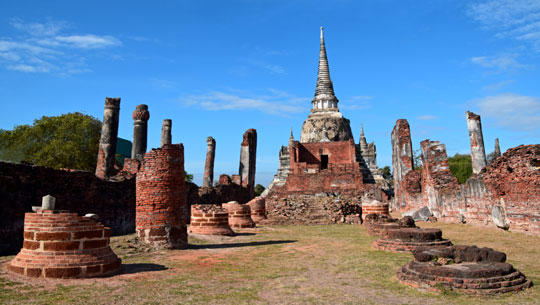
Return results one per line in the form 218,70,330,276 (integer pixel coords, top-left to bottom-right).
189,205,234,236
372,227,452,253
361,201,389,221
222,201,255,229
247,197,266,223
365,215,415,237
7,210,121,278
397,245,531,295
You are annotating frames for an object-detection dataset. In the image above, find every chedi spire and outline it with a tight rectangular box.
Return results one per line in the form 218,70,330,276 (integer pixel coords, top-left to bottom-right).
312,26,339,113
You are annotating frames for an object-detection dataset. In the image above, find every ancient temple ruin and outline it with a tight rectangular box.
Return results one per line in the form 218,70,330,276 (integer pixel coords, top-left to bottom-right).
263,27,389,224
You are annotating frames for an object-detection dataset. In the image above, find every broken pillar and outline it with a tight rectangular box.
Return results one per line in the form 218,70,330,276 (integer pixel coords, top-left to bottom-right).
95,97,120,179
239,129,257,198
161,119,172,147
494,138,501,158
202,136,216,187
131,104,150,160
466,111,487,174
391,119,414,209
136,144,187,249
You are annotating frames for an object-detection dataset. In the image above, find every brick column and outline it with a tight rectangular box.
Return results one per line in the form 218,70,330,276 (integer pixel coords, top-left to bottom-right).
131,104,150,160
466,111,487,174
239,129,257,198
391,119,414,209
136,144,187,249
95,97,120,179
202,136,216,187
161,119,172,147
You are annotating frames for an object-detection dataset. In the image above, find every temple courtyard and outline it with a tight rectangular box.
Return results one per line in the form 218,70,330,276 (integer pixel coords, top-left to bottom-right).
1,221,539,305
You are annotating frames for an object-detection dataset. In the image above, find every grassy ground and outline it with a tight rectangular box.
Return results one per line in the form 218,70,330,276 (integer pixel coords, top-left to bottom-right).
0,221,539,304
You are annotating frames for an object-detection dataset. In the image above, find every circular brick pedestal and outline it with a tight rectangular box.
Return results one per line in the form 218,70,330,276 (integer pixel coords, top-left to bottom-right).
7,210,121,279
222,201,255,228
361,201,389,221
372,227,452,253
397,245,531,295
247,197,266,223
189,205,234,236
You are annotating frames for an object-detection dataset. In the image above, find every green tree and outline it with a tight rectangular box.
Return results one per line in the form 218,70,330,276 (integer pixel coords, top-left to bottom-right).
185,171,194,183
448,153,473,184
413,148,422,170
0,113,101,171
381,166,392,180
254,184,265,196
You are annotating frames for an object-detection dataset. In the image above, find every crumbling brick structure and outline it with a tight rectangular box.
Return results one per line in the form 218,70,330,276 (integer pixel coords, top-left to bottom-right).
391,117,540,235
239,129,257,198
222,201,256,228
95,97,121,179
189,204,234,236
136,144,187,249
361,200,389,220
372,227,452,253
391,119,415,210
0,162,135,256
466,111,487,174
161,119,172,147
8,209,121,278
397,245,531,294
131,104,150,160
247,196,266,223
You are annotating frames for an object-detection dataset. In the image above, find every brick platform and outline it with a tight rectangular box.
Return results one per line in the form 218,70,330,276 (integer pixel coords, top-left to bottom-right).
7,210,121,278
136,144,187,249
372,227,452,253
222,201,255,228
246,197,266,223
364,215,414,237
189,205,234,236
397,245,531,295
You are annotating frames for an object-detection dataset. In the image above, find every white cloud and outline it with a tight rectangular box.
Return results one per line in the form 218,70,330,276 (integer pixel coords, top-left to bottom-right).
468,0,540,50
179,90,308,116
340,96,373,110
417,115,438,120
482,79,515,90
471,93,540,134
56,35,121,49
470,54,528,71
0,19,121,74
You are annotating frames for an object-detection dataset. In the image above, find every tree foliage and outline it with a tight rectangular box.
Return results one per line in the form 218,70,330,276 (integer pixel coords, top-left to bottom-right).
254,184,265,196
185,172,194,183
0,113,101,171
448,153,473,184
382,166,392,180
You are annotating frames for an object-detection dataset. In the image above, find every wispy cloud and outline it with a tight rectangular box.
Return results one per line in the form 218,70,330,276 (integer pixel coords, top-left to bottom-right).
468,0,540,50
239,58,286,75
471,93,540,134
179,90,308,116
482,79,515,90
470,54,528,72
340,96,373,110
416,115,438,120
0,18,122,74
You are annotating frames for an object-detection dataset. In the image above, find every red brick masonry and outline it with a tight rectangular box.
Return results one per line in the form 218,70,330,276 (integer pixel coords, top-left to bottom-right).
189,205,234,236
397,245,531,295
222,202,255,228
7,210,121,278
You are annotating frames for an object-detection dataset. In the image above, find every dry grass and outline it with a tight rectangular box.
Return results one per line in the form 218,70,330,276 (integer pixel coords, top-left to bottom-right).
0,221,539,304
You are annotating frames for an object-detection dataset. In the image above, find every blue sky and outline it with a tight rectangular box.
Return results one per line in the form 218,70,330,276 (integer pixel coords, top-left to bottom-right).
1,0,539,186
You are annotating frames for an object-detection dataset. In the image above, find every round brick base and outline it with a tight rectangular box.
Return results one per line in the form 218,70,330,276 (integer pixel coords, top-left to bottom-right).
397,246,531,294
247,197,266,223
372,228,452,253
222,201,255,228
8,210,121,279
189,205,234,236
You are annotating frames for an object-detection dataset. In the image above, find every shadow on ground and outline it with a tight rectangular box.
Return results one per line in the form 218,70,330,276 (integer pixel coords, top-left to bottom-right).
121,263,168,275
188,240,297,250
